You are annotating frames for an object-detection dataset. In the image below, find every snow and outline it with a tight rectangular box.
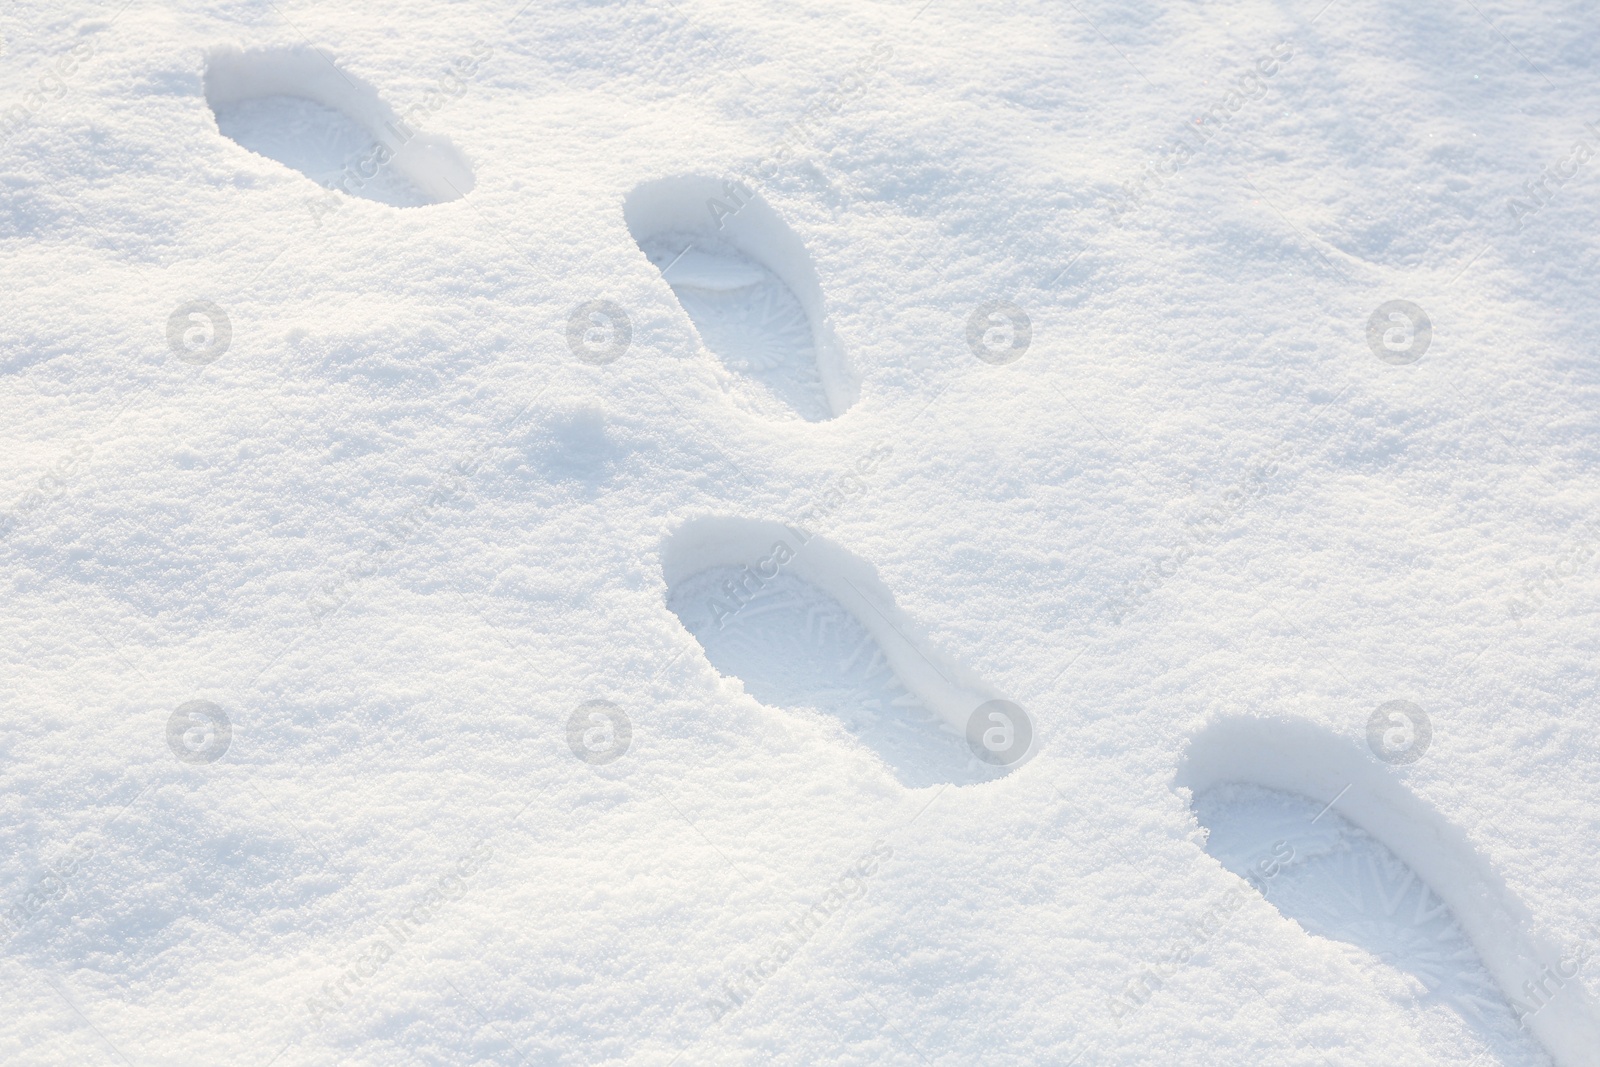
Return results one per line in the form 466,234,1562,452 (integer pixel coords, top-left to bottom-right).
1,0,1598,1065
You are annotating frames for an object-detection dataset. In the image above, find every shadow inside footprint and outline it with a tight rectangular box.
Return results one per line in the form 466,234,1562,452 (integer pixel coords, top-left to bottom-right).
662,519,1020,787
204,46,474,206
625,176,856,423
1179,717,1600,1067
671,566,973,787
1194,783,1548,1066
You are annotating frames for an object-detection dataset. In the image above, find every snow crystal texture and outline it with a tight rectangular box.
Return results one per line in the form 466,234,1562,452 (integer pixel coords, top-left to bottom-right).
1,0,1598,1066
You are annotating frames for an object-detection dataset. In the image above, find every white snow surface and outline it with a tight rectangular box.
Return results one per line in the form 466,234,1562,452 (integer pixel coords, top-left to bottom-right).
2,1,1599,1065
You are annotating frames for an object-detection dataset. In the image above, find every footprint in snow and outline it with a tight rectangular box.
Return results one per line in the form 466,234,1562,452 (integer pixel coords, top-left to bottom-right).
1180,716,1600,1067
204,45,474,207
662,517,1028,788
625,176,857,423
